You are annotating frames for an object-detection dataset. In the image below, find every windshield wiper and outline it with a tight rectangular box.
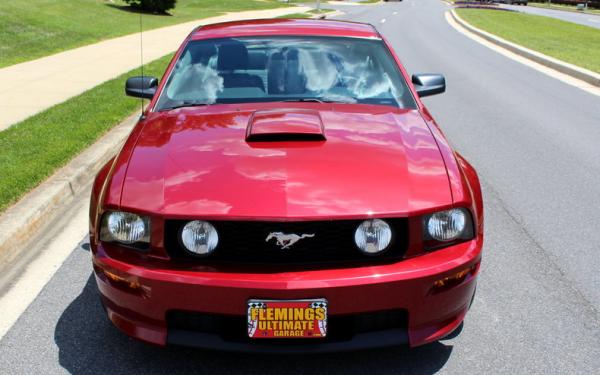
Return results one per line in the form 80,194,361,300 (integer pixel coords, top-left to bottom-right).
282,98,356,104
282,98,325,104
159,101,211,112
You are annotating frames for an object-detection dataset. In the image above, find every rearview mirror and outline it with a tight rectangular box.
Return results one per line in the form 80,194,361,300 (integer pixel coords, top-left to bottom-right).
125,76,158,99
412,74,446,98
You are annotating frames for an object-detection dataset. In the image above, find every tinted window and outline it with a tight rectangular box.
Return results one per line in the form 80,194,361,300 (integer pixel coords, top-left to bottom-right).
155,36,417,110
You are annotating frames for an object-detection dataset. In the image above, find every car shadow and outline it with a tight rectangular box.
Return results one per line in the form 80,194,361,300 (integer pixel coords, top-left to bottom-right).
55,274,453,375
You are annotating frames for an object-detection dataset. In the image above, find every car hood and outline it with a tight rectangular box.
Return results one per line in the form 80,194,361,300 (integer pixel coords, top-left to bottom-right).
119,104,452,219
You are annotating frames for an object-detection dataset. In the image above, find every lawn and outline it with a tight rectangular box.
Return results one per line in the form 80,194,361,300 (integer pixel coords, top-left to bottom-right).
277,8,335,19
0,55,172,212
528,3,600,16
456,9,600,73
0,0,292,68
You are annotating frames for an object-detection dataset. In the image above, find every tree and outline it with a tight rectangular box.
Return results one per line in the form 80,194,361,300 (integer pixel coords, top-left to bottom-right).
123,0,177,14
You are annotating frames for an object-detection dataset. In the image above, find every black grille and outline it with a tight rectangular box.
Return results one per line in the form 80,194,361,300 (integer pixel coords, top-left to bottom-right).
164,219,408,265
167,309,408,344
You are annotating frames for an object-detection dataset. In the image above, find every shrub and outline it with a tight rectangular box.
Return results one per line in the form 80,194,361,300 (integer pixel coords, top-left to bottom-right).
123,0,177,14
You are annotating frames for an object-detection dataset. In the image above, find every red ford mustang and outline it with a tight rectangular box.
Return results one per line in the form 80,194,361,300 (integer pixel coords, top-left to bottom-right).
90,19,483,352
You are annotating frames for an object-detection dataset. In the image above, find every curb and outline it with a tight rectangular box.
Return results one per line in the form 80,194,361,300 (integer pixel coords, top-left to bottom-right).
450,9,600,87
315,10,345,19
0,112,139,266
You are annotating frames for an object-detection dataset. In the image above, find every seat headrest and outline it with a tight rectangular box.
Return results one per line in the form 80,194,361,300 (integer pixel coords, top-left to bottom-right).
247,51,267,70
218,41,249,71
267,52,285,94
189,44,217,65
267,49,306,95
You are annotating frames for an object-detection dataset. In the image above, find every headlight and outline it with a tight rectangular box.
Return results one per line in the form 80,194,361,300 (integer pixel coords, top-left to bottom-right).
181,220,219,256
425,208,471,242
100,211,150,245
354,219,392,255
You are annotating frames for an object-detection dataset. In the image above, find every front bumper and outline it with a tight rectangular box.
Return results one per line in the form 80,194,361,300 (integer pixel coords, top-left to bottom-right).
92,235,482,351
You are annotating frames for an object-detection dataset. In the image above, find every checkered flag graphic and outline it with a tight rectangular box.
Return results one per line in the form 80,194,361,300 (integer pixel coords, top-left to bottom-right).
310,301,328,336
247,302,266,337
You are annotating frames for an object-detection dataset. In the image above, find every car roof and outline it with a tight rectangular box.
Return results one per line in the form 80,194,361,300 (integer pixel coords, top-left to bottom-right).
189,18,380,41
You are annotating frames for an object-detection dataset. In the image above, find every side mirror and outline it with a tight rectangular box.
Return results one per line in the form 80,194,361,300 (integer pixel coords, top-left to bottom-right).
412,74,446,98
125,76,158,99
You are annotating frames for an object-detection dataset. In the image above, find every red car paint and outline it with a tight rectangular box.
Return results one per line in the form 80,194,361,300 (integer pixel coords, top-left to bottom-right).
90,19,483,351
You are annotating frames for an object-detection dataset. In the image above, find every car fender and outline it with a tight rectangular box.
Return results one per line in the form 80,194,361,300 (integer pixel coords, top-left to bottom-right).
420,107,483,235
90,157,115,244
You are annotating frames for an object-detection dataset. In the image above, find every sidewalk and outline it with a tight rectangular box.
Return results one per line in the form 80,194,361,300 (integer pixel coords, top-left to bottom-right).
0,6,309,131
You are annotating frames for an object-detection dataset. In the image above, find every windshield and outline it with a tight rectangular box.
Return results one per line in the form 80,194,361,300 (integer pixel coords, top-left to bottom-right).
155,36,417,111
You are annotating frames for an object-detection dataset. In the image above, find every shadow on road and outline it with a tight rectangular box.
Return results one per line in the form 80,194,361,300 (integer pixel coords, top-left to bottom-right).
104,3,173,16
55,275,453,374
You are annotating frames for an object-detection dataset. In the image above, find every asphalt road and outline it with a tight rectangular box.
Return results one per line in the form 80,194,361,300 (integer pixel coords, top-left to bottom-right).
501,3,600,29
1,0,600,373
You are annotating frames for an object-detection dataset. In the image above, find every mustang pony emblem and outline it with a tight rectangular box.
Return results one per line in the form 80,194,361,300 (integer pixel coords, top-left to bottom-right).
265,232,315,249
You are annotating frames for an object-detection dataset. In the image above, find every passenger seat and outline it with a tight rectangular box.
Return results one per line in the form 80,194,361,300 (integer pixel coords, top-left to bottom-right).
217,41,265,92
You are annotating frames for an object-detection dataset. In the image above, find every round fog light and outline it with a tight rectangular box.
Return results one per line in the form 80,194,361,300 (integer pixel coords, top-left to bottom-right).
354,219,392,255
181,220,219,256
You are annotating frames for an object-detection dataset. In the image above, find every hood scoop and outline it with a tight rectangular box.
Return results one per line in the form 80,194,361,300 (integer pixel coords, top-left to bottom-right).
246,109,326,142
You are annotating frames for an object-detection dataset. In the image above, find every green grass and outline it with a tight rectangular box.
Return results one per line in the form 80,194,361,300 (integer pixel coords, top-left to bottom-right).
0,55,173,212
277,8,335,18
278,13,313,19
0,0,293,68
456,9,600,73
528,3,600,16
310,8,335,13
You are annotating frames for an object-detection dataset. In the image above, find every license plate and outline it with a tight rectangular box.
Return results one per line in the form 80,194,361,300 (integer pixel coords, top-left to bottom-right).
247,299,328,339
